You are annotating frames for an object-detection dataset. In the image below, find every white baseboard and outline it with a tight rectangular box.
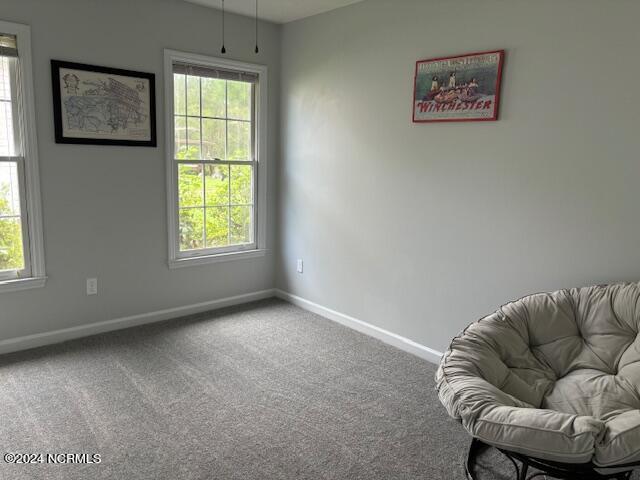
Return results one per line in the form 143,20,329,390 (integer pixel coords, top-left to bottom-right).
1,287,444,364
0,289,276,356
275,289,443,365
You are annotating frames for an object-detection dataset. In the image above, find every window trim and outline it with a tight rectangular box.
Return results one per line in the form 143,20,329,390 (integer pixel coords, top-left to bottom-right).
0,20,45,293
164,50,268,269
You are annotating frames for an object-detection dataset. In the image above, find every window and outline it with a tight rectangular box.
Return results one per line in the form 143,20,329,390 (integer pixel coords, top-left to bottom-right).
0,22,45,292
165,50,267,267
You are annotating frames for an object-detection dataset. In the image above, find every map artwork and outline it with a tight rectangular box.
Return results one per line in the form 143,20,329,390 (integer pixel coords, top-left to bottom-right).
52,61,156,146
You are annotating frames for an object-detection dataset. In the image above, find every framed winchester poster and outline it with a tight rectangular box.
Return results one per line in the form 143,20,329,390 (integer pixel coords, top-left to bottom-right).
412,50,504,123
51,60,157,146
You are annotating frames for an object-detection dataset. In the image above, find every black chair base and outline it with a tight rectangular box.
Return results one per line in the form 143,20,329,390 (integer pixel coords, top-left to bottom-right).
465,438,636,480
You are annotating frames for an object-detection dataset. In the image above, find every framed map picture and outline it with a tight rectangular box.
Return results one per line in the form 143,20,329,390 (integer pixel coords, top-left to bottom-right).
412,50,504,123
51,60,156,146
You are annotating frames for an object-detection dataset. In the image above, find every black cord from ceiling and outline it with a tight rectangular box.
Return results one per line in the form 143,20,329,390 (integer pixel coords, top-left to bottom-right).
255,0,259,54
221,0,226,54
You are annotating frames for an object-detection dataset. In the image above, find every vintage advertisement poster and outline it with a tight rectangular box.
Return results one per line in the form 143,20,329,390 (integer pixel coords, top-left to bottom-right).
51,61,156,146
413,50,504,123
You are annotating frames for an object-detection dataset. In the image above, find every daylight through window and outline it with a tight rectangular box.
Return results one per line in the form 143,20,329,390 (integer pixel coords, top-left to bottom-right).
172,62,257,256
0,33,29,279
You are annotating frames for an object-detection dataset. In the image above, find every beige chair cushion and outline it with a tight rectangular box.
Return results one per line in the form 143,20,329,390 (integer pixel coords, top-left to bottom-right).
436,282,640,467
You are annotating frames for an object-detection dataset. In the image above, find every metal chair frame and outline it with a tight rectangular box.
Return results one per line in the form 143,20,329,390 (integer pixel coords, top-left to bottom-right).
465,438,638,480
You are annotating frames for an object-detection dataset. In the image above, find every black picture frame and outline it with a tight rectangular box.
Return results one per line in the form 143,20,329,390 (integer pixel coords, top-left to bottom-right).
51,60,157,147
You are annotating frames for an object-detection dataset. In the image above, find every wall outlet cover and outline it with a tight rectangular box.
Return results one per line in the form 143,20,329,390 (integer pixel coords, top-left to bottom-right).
86,278,98,295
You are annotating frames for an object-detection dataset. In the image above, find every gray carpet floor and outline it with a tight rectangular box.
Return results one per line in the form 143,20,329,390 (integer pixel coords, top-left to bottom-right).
0,299,635,480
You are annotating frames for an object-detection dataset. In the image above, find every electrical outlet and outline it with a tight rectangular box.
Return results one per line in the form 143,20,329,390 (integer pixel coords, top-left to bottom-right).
296,259,304,274
86,278,98,296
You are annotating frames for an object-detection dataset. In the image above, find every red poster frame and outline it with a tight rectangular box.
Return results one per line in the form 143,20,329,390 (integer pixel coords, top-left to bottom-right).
412,49,505,124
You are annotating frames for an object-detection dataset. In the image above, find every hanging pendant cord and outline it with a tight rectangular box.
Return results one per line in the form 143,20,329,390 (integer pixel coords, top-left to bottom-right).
221,0,226,54
255,0,259,54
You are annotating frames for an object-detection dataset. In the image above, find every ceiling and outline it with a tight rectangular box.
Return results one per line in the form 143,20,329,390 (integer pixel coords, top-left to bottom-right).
184,0,365,24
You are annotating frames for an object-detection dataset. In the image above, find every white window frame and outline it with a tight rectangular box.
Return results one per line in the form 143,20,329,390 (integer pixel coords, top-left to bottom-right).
164,50,267,269
0,20,45,293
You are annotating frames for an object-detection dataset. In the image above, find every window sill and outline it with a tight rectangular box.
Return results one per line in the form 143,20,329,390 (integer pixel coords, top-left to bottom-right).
169,249,267,269
0,276,47,294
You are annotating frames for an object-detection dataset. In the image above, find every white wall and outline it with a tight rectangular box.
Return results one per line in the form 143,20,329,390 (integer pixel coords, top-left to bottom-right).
278,0,640,352
4,0,640,354
0,0,280,341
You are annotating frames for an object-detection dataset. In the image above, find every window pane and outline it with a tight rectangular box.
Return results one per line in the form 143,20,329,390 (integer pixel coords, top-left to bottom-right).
179,208,204,251
186,117,201,159
230,165,252,205
227,121,251,161
174,116,187,158
0,56,16,157
227,81,251,120
202,118,225,160
0,102,15,157
206,207,229,248
204,165,229,207
173,63,257,256
202,78,225,118
230,206,252,245
0,56,11,101
186,75,200,116
173,74,186,116
178,164,203,207
0,161,20,216
0,217,24,272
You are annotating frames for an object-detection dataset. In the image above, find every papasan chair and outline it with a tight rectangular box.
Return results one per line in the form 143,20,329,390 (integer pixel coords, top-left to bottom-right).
436,282,640,480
